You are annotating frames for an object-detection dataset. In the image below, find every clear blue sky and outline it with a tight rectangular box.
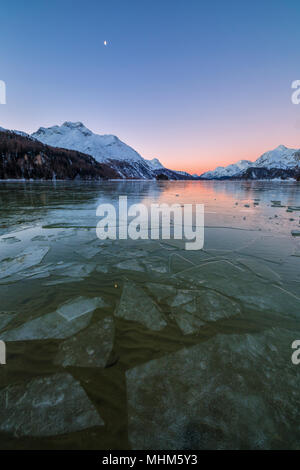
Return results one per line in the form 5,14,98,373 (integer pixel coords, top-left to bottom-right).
1,0,300,172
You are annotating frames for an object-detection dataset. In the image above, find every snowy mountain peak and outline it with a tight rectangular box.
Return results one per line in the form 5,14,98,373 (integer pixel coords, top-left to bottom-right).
201,145,300,179
32,122,144,163
201,159,252,179
276,144,287,150
61,121,93,135
146,158,165,170
62,121,85,128
254,145,298,169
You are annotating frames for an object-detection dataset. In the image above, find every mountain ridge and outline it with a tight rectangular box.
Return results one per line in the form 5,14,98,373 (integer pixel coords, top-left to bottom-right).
0,128,120,180
31,122,191,180
0,125,192,180
201,145,300,179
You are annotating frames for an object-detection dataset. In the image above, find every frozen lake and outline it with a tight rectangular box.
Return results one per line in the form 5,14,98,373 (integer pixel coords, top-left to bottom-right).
0,180,300,449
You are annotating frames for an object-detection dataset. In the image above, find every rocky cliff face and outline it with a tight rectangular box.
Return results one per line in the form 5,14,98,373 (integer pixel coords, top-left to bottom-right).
0,130,120,180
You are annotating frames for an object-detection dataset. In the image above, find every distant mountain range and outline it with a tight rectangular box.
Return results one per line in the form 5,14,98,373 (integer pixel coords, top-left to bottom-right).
200,145,300,180
0,122,299,180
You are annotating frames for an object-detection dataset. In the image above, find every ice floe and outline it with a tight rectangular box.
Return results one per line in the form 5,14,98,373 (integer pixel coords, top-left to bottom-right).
0,373,104,436
76,245,101,260
146,283,177,302
57,296,107,321
116,259,145,272
168,289,240,334
0,236,20,244
1,296,105,341
143,257,169,274
115,281,167,331
54,317,114,368
126,329,300,449
43,262,95,285
176,259,300,318
172,310,205,335
0,247,50,282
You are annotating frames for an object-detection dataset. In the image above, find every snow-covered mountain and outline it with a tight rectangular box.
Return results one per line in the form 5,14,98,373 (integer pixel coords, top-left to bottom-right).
31,121,193,180
201,145,300,179
0,128,120,180
32,122,146,163
31,122,180,179
146,158,164,170
254,145,299,169
201,160,252,179
32,121,155,178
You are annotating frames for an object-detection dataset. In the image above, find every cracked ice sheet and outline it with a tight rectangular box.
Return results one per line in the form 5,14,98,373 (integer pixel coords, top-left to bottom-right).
75,245,101,260
1,296,105,341
176,260,300,319
54,317,114,368
236,257,281,283
57,296,108,321
143,257,169,274
169,290,241,335
235,234,295,263
0,373,104,436
115,256,170,274
126,328,300,450
0,236,20,245
0,247,50,283
203,227,260,252
115,281,167,331
146,283,177,302
43,262,95,285
116,259,145,272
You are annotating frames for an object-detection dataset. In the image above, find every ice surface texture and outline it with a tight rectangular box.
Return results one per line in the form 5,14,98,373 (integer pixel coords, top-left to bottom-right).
126,329,300,450
0,373,104,436
115,281,167,331
1,296,105,341
55,317,114,368
0,247,49,282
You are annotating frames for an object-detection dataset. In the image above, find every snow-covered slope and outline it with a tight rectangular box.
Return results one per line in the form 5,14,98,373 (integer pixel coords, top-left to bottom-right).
146,158,164,170
146,159,193,179
175,170,194,177
201,145,300,179
32,122,159,179
31,121,194,180
0,126,35,141
32,122,144,163
201,160,252,179
0,127,120,180
254,145,299,169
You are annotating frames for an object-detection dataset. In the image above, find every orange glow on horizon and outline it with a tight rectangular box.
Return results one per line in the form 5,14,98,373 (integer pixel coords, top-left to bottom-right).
155,137,300,175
